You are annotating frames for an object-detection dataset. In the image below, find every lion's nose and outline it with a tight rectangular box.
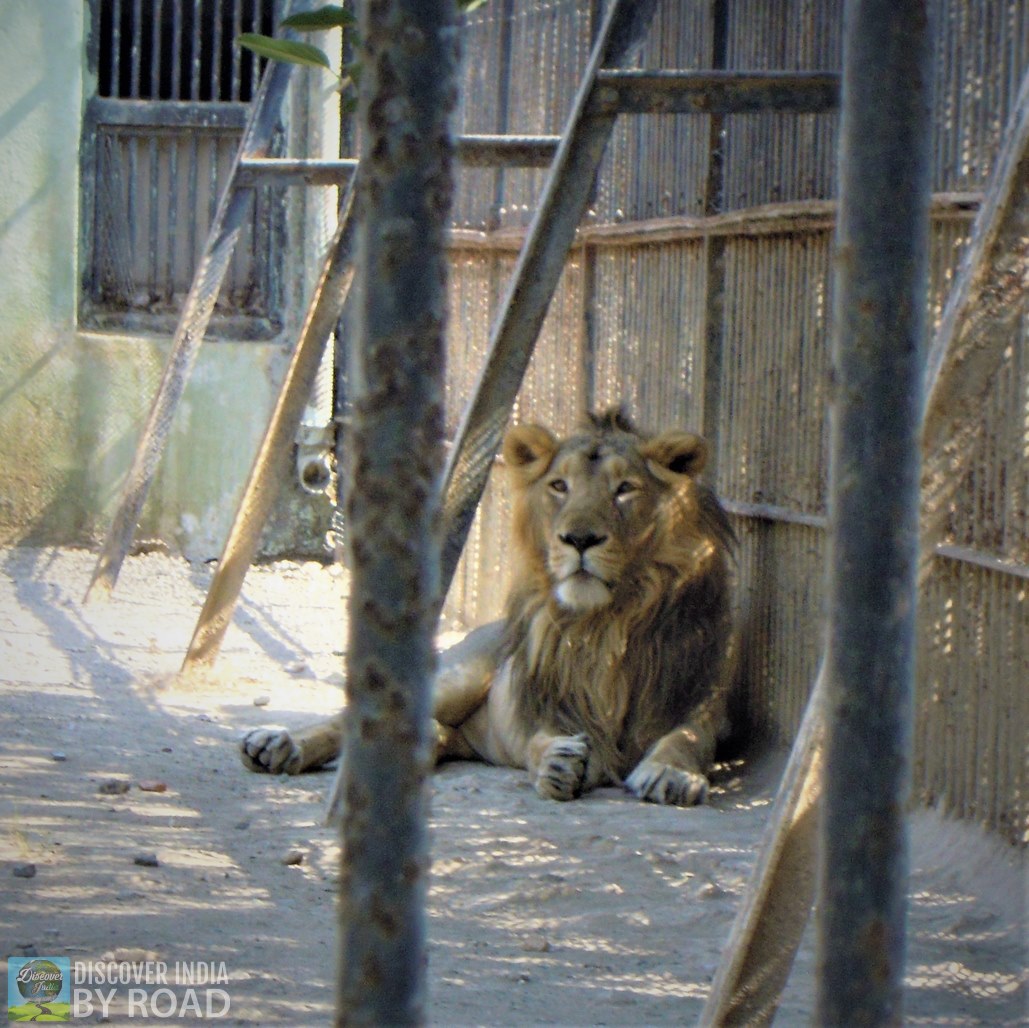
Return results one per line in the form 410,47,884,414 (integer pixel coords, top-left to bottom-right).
559,531,607,555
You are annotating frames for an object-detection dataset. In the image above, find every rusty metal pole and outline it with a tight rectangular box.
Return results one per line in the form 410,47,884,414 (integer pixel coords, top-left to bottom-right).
334,0,456,1023
817,1,933,1024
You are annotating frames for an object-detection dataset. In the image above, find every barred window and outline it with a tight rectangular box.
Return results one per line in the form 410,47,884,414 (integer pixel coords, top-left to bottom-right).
81,0,287,338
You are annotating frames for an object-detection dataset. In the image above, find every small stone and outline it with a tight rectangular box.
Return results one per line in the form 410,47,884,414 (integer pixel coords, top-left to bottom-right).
161,747,173,753
253,695,270,707
51,751,67,762
234,819,251,830
285,660,308,676
98,780,130,795
281,848,305,866
697,881,727,900
12,863,37,879
138,780,167,793
133,853,160,867
520,935,550,953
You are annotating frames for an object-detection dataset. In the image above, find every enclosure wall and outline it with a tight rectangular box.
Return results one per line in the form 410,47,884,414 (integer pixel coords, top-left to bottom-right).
441,0,1027,846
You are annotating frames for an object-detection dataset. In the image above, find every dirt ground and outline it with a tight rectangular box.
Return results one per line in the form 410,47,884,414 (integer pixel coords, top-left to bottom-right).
0,547,1025,1026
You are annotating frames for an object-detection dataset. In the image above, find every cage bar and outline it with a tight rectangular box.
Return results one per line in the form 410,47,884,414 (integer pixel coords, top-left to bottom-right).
816,0,933,1022
332,0,457,1022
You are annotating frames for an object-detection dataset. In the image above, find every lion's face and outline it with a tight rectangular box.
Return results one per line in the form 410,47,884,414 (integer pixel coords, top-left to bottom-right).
502,415,710,612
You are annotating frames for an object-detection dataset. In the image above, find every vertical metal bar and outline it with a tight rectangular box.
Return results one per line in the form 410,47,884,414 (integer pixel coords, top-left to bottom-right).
110,0,123,97
187,133,200,269
701,0,728,473
150,0,162,98
210,0,223,102
166,135,179,304
130,0,142,97
816,1,933,1023
333,0,456,1023
191,0,202,101
171,0,183,99
148,134,159,298
231,0,243,100
488,0,515,231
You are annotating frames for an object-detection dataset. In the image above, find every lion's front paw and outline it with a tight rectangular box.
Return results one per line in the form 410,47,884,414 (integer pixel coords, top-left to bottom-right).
534,734,590,801
240,728,304,775
625,760,708,806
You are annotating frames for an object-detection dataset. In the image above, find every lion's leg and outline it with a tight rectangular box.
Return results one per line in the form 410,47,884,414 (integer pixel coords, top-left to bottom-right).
433,719,477,762
624,723,717,806
241,712,479,775
432,621,504,727
527,731,593,801
241,714,343,775
240,623,503,776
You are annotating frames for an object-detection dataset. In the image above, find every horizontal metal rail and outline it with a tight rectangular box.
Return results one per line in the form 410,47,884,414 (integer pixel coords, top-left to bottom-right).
722,499,828,530
723,500,1027,580
455,133,560,166
446,193,983,251
88,96,250,130
237,157,358,186
237,135,563,186
595,70,840,115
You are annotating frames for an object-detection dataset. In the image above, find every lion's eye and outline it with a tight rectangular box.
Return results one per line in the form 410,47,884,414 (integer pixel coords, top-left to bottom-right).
548,478,568,495
614,480,639,500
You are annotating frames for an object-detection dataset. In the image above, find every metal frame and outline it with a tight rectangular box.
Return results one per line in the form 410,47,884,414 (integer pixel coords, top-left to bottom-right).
86,0,1029,1020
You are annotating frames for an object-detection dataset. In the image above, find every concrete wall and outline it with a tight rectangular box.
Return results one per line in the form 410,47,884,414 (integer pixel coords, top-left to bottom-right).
0,1,337,560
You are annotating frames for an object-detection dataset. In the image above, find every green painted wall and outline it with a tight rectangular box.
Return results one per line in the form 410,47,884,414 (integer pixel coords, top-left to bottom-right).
0,2,332,560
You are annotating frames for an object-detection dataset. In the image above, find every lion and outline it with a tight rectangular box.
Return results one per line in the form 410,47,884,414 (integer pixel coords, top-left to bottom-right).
241,409,736,805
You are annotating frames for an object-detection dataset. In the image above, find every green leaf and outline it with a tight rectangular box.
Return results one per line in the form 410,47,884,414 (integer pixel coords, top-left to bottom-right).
457,0,490,10
237,34,333,72
281,5,356,31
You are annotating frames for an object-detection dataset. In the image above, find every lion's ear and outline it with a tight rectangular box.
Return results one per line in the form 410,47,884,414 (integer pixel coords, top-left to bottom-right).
502,424,559,484
641,431,708,481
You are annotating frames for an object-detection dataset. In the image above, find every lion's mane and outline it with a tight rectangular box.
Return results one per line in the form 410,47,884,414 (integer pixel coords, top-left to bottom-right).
502,410,736,781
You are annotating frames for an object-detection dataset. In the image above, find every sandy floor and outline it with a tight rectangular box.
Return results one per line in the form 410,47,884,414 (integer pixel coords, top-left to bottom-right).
0,547,1024,1026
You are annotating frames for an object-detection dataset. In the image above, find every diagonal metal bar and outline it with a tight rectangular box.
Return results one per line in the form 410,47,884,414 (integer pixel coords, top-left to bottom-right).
84,10,309,603
182,178,359,670
700,62,1029,1028
920,67,1029,581
437,0,661,597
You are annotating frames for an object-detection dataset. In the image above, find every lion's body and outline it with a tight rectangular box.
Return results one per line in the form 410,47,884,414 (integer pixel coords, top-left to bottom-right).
242,410,736,806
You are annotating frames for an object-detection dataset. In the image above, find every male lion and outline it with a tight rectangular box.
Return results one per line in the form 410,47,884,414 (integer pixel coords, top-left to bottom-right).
242,409,736,805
